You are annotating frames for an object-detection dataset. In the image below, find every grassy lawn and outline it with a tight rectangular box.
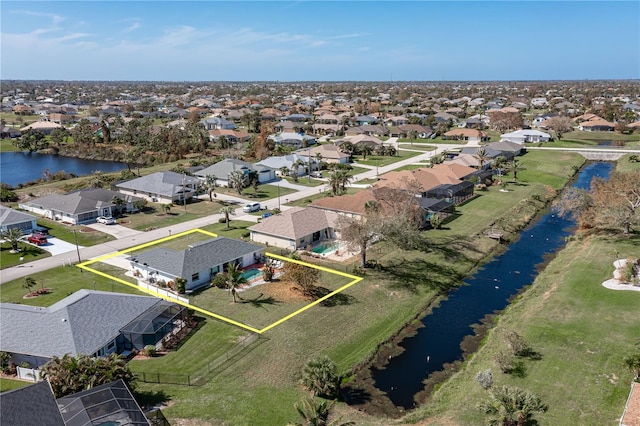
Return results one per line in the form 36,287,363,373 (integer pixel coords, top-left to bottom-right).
616,155,640,173
1,241,50,269
0,265,144,306
212,184,297,201
35,218,115,246
407,234,640,426
0,378,31,392
560,130,640,144
280,176,324,187
0,112,41,127
119,199,228,231
0,138,19,152
352,150,423,167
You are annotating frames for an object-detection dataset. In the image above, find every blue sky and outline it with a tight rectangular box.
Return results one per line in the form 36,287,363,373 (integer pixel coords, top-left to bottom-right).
2,1,639,81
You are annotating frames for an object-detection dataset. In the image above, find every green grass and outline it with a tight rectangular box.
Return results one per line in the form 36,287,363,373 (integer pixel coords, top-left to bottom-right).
560,130,640,143
616,155,640,173
407,235,640,426
0,265,143,306
213,184,297,201
1,242,50,269
352,150,423,167
120,199,227,231
280,176,324,187
0,378,31,392
35,218,115,246
0,138,19,152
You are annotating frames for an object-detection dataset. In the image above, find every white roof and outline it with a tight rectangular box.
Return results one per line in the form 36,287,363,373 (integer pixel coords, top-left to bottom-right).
501,129,550,138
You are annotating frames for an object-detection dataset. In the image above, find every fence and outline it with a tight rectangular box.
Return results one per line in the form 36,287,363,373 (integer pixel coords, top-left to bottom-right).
16,366,41,382
137,281,190,304
134,332,264,386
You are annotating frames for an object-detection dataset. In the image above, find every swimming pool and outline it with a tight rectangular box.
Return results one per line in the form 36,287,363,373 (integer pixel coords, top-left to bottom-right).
312,243,337,254
241,268,262,281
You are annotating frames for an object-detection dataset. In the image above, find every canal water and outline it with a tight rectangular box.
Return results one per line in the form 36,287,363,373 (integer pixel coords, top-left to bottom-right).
0,152,127,187
372,162,614,409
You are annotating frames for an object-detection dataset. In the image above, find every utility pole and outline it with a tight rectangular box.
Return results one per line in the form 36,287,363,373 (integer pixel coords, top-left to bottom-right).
73,229,81,264
277,183,281,210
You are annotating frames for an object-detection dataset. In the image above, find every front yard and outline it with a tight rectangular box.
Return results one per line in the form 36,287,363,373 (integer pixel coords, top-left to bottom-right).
0,241,50,269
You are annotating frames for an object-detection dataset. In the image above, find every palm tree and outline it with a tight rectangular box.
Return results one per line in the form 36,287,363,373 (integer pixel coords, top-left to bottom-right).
23,276,37,294
1,228,23,252
225,263,247,303
219,205,236,229
279,166,291,179
248,170,260,192
360,144,374,160
509,159,525,183
290,397,354,426
314,153,323,172
291,159,305,183
474,147,490,169
408,129,418,145
111,196,125,216
624,352,640,380
479,386,546,426
300,355,341,398
338,141,355,161
327,169,351,195
228,170,247,195
204,174,218,201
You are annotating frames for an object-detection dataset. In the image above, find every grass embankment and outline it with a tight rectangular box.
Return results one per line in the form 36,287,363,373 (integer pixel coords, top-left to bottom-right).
407,234,640,425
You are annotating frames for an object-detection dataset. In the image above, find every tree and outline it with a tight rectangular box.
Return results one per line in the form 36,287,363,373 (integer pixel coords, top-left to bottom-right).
225,262,247,303
624,352,640,380
555,170,640,234
474,147,489,169
219,205,236,228
478,386,546,426
337,213,379,268
327,169,351,196
300,355,341,398
248,170,260,192
475,369,493,391
161,203,172,215
279,166,291,178
289,397,354,426
14,129,47,152
40,353,135,398
338,141,355,160
133,199,148,212
228,170,248,195
23,276,37,294
111,196,125,216
503,329,530,356
509,159,524,183
544,116,573,139
291,159,305,183
360,144,374,160
282,257,321,297
204,174,218,201
1,228,23,252
0,186,18,202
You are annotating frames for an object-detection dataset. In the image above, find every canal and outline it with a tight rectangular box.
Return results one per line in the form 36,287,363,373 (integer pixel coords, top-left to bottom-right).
372,161,614,409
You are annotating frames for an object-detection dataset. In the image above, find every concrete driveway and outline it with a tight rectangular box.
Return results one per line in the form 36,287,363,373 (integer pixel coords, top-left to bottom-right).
29,236,83,257
85,223,143,239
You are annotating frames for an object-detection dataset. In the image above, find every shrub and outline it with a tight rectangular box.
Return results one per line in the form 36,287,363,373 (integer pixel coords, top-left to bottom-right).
175,278,187,294
475,369,493,390
218,217,227,224
300,355,341,398
144,345,156,357
242,231,250,238
503,329,531,356
494,350,514,373
211,273,228,289
0,351,11,373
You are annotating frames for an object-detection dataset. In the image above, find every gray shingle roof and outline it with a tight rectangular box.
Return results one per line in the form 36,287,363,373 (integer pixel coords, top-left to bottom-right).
194,159,254,179
21,189,141,216
0,381,65,426
0,205,37,227
115,171,200,197
129,237,263,278
0,290,162,359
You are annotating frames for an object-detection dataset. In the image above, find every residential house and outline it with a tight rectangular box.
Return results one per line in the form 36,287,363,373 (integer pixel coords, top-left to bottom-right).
208,129,251,144
248,207,339,250
485,140,526,156
418,197,456,224
268,132,316,148
297,144,350,164
20,120,63,135
201,116,236,130
0,379,150,426
194,158,276,186
443,128,486,143
354,115,377,125
397,124,434,139
0,205,38,233
500,129,551,143
0,290,188,368
531,113,559,127
1,126,22,138
579,119,615,132
19,189,143,225
128,237,263,292
114,171,200,204
255,154,310,176
342,134,385,148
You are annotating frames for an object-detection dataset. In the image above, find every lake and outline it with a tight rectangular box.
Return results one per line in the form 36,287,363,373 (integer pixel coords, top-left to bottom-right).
0,152,128,187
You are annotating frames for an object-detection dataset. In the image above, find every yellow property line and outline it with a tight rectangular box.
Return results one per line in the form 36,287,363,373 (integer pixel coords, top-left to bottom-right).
77,229,362,334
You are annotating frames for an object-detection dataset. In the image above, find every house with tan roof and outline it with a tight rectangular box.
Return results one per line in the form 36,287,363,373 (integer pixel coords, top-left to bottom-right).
248,207,339,250
443,128,486,143
299,144,350,164
579,119,615,132
20,120,63,135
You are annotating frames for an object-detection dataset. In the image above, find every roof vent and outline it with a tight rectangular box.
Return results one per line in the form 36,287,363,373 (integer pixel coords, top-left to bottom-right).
61,318,67,322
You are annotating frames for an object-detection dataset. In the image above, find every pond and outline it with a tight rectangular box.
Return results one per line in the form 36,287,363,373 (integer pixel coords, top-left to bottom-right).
372,161,615,409
0,152,127,187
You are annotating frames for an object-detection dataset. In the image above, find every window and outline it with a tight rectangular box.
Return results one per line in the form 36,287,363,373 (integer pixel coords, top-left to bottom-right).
107,341,115,349
191,273,199,281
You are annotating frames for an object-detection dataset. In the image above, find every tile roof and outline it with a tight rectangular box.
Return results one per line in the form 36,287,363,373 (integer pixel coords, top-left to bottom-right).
0,290,163,359
248,207,339,239
129,237,263,278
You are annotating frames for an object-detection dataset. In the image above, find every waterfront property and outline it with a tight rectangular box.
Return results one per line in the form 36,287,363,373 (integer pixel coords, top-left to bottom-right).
114,171,200,204
0,289,188,369
18,188,143,225
194,158,276,186
128,237,263,292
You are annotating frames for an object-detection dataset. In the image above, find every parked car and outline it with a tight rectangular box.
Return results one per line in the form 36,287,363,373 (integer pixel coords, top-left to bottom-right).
27,234,48,245
96,216,116,225
243,202,261,213
33,226,50,235
311,171,323,178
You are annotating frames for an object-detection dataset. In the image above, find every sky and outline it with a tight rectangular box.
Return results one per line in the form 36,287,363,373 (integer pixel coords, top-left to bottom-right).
1,1,639,82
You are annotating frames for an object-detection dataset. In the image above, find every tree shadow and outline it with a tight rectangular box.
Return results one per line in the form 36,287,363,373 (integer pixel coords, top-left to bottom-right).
341,385,372,405
518,348,543,361
507,360,527,378
134,389,170,407
310,286,357,307
239,293,280,309
380,257,464,293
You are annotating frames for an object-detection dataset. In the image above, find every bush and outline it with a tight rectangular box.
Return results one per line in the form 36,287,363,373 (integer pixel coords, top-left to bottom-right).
242,231,250,238
494,351,514,373
211,273,228,289
219,217,227,224
0,351,11,373
475,369,493,390
144,345,156,357
300,355,341,398
503,329,530,356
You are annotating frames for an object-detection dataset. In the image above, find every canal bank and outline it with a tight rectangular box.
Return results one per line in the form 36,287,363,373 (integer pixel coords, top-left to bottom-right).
344,162,615,418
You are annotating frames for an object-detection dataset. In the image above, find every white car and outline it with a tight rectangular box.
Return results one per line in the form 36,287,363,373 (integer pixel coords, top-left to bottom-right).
96,216,116,225
242,202,261,213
